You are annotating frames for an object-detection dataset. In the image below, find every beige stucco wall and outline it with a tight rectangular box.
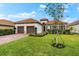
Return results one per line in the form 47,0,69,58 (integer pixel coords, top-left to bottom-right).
40,21,48,24
0,26,14,29
15,23,43,34
70,25,79,33
46,25,66,30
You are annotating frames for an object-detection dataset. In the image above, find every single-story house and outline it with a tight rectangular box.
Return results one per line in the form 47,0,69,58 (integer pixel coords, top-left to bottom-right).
0,19,14,29
1,18,79,34
15,18,68,34
69,20,79,33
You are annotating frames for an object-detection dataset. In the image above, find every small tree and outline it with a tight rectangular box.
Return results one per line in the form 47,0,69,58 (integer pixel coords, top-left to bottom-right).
45,3,64,20
45,3,66,48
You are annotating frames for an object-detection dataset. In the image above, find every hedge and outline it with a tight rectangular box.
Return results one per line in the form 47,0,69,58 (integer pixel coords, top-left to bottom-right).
0,29,15,36
47,29,71,34
29,32,48,37
63,30,71,34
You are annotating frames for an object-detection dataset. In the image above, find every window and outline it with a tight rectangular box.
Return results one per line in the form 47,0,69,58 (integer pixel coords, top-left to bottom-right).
47,26,51,29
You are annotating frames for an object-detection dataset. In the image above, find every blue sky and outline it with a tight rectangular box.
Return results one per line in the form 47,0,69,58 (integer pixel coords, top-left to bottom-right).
0,3,79,23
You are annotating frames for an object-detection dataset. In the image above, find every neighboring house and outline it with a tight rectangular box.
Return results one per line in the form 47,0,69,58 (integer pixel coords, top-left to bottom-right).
15,18,67,34
0,19,14,29
69,20,79,33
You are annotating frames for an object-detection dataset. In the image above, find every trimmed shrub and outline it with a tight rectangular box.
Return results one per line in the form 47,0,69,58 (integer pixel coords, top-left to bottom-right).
47,29,71,34
0,29,15,36
63,30,71,34
47,29,52,34
29,32,48,37
47,29,63,34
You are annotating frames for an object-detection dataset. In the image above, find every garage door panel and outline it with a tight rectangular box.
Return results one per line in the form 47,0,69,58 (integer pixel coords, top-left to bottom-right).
17,26,24,33
27,26,35,34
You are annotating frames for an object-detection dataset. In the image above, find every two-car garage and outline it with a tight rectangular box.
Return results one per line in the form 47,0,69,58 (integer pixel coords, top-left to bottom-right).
17,26,36,34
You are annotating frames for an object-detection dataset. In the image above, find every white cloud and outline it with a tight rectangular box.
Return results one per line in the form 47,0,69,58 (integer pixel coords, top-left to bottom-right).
0,17,11,20
40,4,46,9
32,11,36,14
64,10,68,13
0,14,5,17
62,17,77,23
77,7,79,10
64,5,69,9
63,17,70,22
0,14,11,20
8,11,37,19
0,11,37,21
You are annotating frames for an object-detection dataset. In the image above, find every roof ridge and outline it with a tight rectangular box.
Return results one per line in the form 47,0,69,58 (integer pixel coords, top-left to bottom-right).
0,19,14,26
15,18,38,22
0,19,14,23
15,18,41,24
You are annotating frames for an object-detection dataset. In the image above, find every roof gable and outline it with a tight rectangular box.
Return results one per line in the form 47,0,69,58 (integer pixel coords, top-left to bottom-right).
15,18,41,24
0,19,14,26
47,20,66,25
70,20,79,25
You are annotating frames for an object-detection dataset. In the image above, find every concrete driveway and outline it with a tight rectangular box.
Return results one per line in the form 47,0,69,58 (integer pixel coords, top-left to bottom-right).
0,34,28,45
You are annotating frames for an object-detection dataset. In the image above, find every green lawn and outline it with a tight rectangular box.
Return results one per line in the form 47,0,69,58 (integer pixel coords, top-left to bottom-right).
0,34,79,56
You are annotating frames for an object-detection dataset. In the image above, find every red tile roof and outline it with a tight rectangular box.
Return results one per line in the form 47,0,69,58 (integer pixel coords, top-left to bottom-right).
15,18,41,24
69,20,79,25
47,20,67,25
0,19,15,26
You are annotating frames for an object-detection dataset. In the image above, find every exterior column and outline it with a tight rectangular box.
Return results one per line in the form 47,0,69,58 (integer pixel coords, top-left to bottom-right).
15,26,17,34
24,25,27,34
58,25,60,29
50,25,52,30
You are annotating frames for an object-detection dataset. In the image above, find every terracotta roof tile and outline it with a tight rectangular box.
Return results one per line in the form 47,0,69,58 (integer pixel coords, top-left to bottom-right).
69,20,79,25
0,19,15,26
47,20,66,25
15,18,41,24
